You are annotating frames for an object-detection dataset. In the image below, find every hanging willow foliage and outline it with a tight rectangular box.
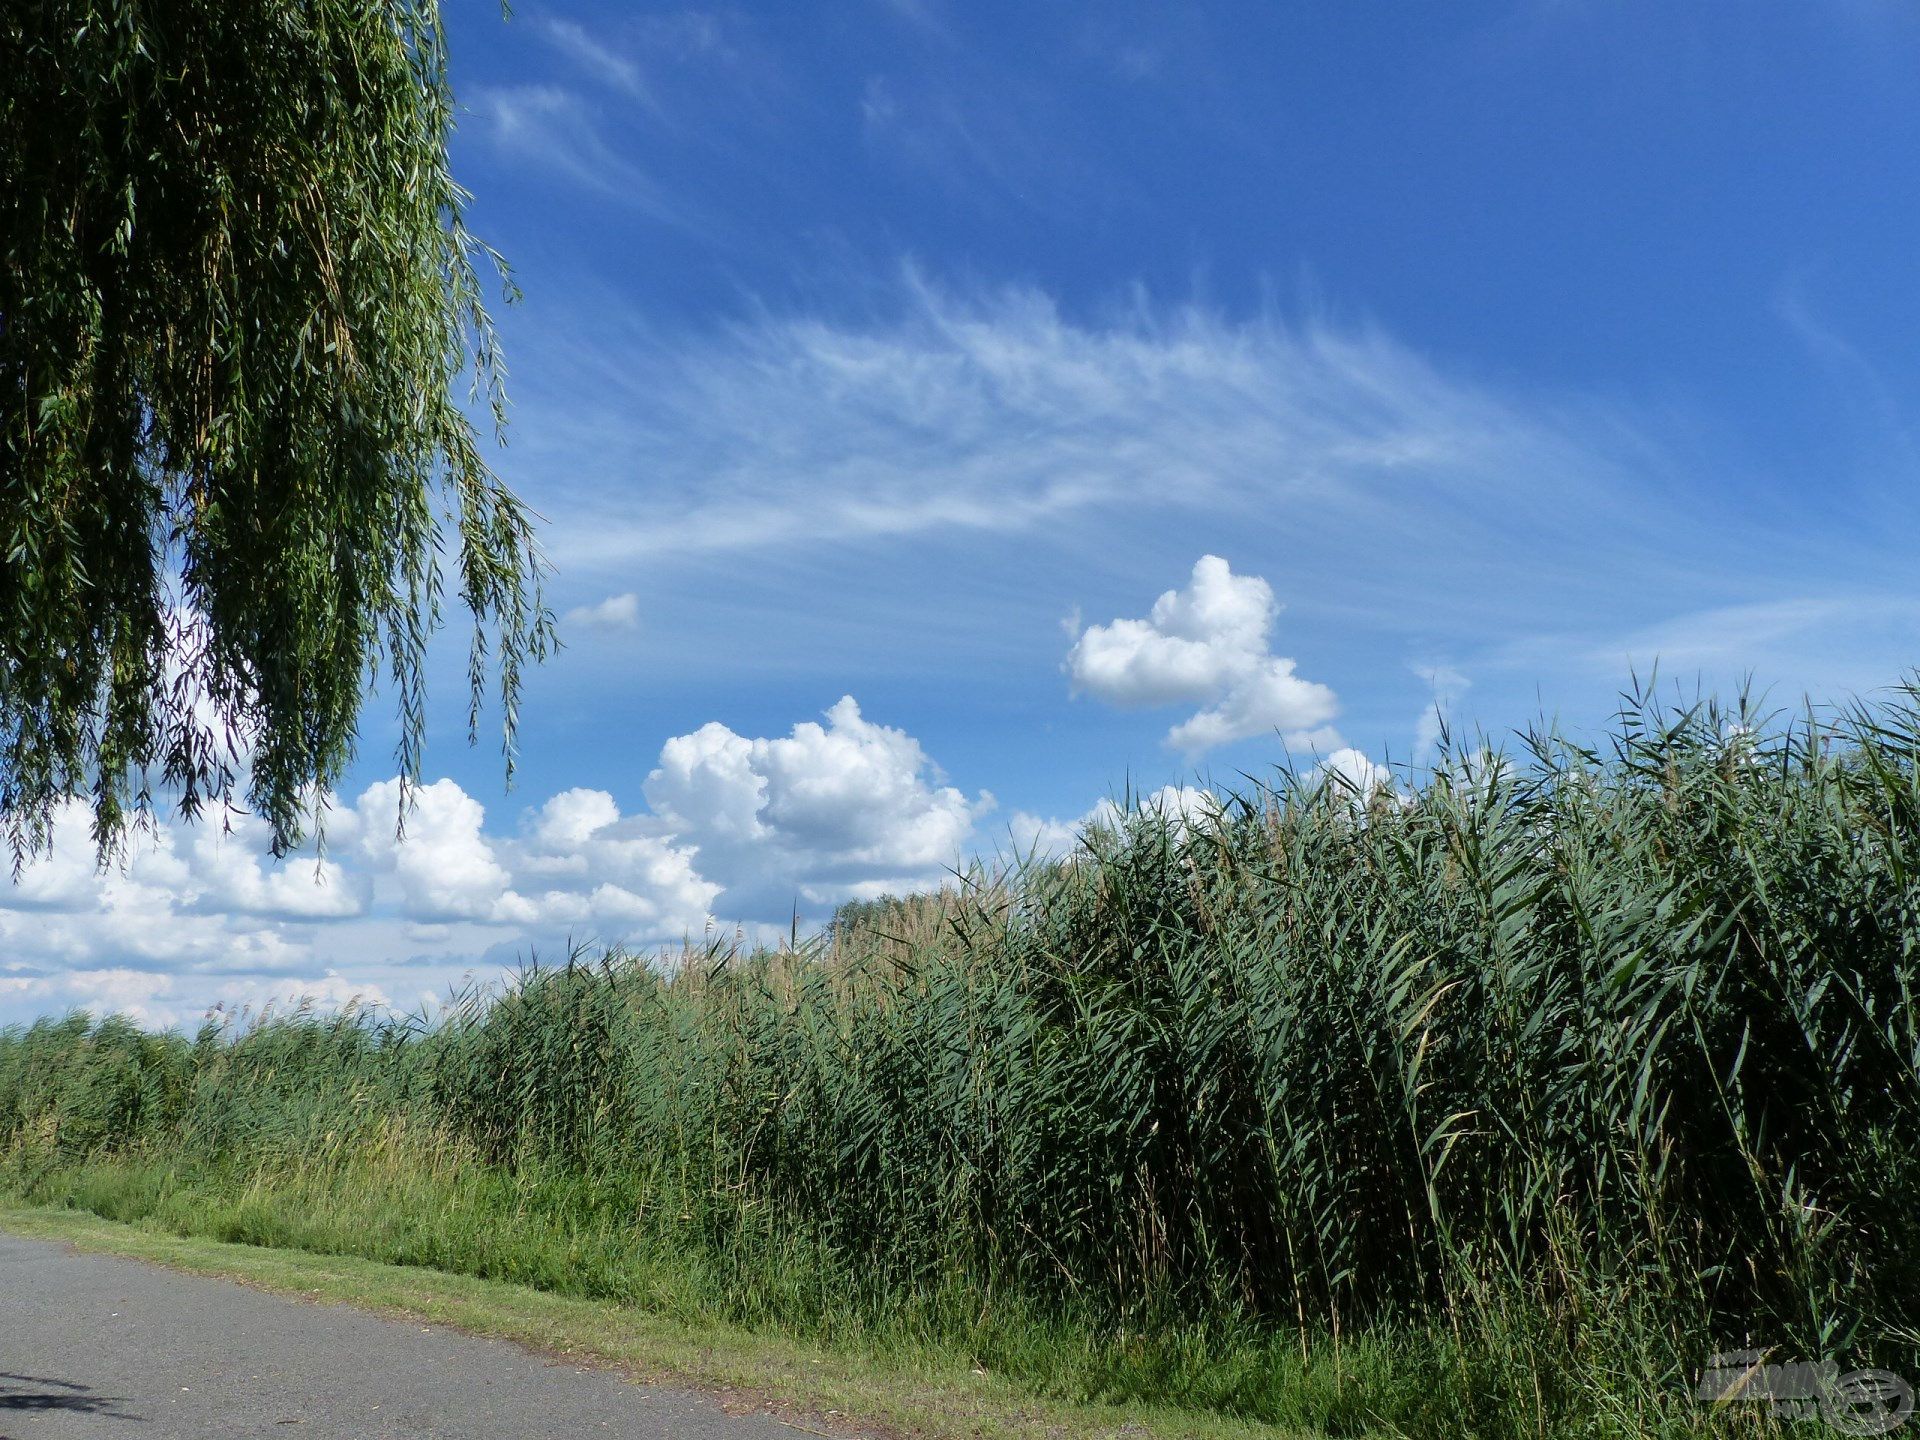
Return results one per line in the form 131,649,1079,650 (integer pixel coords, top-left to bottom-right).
0,0,551,859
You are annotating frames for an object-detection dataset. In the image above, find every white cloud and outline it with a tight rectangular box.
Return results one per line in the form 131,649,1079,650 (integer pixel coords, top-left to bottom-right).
1004,810,1083,860
1585,596,1915,677
1066,555,1272,705
1066,555,1340,754
531,272,1661,579
1009,759,1396,865
2,805,182,914
526,788,622,853
353,779,523,925
0,702,995,1027
1008,784,1221,861
645,697,990,908
536,18,648,100
499,268,1903,775
0,966,393,1032
1315,747,1395,803
0,802,332,984
1,967,181,1028
207,971,394,1021
500,789,718,938
562,592,641,632
474,86,677,217
183,814,367,921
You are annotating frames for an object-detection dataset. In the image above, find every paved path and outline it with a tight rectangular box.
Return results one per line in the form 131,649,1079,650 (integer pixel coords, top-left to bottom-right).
0,1232,803,1439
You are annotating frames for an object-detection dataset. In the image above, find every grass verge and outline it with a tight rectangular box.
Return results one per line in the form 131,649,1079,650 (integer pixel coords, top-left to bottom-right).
0,1204,1330,1440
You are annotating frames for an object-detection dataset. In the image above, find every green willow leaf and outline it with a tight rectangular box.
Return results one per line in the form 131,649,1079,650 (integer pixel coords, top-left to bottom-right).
0,0,552,860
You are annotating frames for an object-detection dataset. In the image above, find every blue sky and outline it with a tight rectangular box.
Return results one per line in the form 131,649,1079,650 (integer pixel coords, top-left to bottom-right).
7,0,1920,1025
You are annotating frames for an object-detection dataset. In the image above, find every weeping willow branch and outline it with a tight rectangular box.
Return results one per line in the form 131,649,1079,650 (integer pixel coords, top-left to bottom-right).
0,0,552,859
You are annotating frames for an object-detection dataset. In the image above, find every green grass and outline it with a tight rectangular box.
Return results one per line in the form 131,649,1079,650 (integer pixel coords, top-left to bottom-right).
0,1153,1477,1438
0,1203,1318,1440
5,680,1920,1438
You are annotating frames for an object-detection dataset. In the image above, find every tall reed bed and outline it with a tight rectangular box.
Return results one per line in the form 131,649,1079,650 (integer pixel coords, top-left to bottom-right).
3,683,1918,1434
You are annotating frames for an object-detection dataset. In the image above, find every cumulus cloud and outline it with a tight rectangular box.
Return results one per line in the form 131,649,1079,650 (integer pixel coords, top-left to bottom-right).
182,815,367,921
0,802,338,976
1008,784,1221,861
0,967,184,1029
645,697,990,908
496,788,718,938
352,779,523,925
1066,556,1340,754
1315,747,1395,803
526,788,622,854
0,700,998,1028
562,592,641,632
0,967,392,1031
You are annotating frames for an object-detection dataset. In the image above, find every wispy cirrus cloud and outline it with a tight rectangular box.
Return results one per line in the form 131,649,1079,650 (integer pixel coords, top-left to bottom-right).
526,267,1671,572
473,85,679,218
534,16,650,102
871,0,949,33
1582,595,1920,693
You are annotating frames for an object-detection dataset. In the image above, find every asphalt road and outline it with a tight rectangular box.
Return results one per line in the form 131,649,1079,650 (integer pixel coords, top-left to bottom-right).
0,1232,805,1439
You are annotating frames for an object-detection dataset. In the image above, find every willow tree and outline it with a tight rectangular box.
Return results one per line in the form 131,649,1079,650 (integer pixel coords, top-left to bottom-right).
0,1,550,858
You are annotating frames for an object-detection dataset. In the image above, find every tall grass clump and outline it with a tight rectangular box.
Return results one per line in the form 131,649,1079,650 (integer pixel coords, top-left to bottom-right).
3,681,1918,1436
